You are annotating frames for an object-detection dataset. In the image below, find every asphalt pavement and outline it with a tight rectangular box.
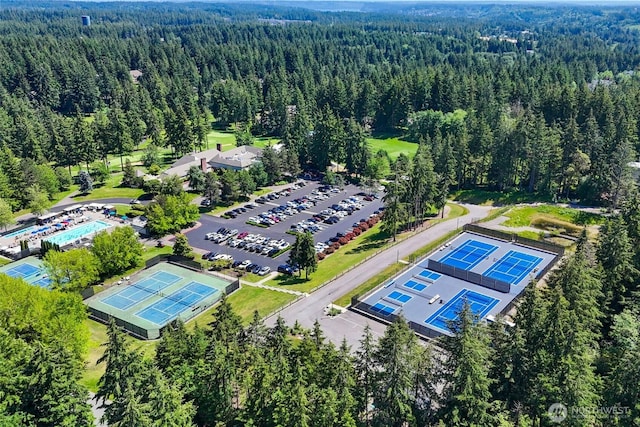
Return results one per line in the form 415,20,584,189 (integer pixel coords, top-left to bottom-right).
185,181,383,271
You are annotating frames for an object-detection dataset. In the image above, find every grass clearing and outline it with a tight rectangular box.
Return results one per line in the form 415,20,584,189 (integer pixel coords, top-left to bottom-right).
516,230,543,240
206,130,237,151
479,206,511,223
451,189,552,206
241,272,264,283
502,205,604,227
71,173,145,202
366,136,418,160
187,286,298,328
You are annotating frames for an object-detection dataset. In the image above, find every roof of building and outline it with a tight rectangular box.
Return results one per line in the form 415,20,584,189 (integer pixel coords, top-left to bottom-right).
162,147,222,177
207,145,262,169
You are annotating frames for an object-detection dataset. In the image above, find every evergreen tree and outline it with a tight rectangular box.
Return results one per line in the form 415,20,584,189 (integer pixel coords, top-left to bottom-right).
438,303,496,426
172,233,193,258
355,325,376,426
77,170,93,193
597,216,638,321
372,317,419,427
22,343,94,427
187,165,206,192
121,158,138,188
290,231,317,279
202,171,220,205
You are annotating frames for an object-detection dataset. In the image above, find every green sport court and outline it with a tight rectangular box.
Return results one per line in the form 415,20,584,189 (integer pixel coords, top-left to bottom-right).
87,262,236,339
0,256,52,288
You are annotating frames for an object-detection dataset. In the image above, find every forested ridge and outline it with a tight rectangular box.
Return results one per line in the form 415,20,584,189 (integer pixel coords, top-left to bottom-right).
1,2,640,213
2,2,640,426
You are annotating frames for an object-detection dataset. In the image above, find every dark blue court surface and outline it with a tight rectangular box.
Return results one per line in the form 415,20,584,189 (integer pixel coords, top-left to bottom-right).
386,290,412,304
439,240,498,271
425,289,500,332
417,270,441,282
371,302,396,316
32,277,52,288
4,263,39,278
102,271,182,311
483,250,543,285
135,282,217,325
403,280,427,292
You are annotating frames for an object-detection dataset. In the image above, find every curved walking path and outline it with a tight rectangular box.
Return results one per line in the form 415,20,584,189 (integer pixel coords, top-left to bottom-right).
264,203,493,347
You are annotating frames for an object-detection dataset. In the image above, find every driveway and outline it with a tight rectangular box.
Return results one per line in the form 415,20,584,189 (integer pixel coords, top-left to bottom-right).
185,182,383,270
265,203,493,348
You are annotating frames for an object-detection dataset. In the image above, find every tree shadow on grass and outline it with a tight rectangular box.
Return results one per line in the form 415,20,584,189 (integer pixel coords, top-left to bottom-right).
272,275,310,286
344,231,390,254
453,189,553,206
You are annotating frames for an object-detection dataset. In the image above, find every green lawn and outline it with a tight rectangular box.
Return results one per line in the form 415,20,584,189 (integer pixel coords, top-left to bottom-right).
502,205,604,227
71,173,145,202
241,272,265,283
187,286,298,328
366,136,419,160
206,130,237,151
451,189,552,206
0,256,11,266
254,136,280,149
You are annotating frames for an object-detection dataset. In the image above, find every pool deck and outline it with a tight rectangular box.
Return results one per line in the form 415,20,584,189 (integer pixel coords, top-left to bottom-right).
0,209,131,256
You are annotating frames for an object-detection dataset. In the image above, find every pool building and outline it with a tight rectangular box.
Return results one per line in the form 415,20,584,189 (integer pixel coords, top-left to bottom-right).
352,225,562,338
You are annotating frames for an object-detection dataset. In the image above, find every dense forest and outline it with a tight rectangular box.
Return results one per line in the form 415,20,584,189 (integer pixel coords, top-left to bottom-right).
2,2,640,426
4,207,640,426
1,2,640,213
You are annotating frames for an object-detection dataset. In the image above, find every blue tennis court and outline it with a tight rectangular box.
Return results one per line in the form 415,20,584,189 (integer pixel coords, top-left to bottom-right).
102,271,182,310
32,277,52,288
425,289,500,331
136,282,217,325
4,263,40,278
483,250,543,285
417,270,441,282
386,290,412,304
403,280,427,292
371,302,396,316
439,239,498,271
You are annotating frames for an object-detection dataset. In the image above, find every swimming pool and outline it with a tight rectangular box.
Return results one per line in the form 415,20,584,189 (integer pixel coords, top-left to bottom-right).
3,226,36,238
45,221,111,246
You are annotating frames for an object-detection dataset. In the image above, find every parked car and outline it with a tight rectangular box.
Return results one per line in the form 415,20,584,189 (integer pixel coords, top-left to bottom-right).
257,266,271,276
278,264,295,275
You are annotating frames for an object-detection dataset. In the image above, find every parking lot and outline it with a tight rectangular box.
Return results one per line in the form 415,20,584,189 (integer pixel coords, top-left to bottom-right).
185,180,384,272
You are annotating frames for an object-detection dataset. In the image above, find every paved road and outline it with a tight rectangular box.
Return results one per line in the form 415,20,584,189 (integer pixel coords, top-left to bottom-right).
88,392,106,426
265,203,492,348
